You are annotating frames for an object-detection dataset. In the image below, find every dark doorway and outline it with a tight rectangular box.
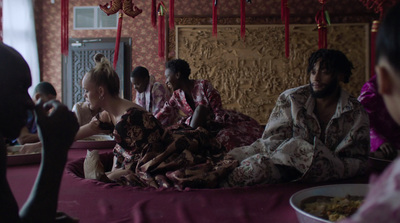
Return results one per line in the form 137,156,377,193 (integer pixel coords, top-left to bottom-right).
62,37,132,109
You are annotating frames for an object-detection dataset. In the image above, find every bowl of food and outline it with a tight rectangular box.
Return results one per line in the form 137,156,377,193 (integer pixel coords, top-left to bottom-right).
290,184,368,223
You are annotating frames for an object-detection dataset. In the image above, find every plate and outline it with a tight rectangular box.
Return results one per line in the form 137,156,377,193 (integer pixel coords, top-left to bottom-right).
289,184,369,223
7,145,41,166
70,134,116,149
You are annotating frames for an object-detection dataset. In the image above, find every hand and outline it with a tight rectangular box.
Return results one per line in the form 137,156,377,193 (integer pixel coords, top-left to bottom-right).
35,99,79,161
378,142,398,160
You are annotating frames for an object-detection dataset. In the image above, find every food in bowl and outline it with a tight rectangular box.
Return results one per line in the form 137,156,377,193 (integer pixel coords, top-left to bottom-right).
290,184,369,223
301,195,364,222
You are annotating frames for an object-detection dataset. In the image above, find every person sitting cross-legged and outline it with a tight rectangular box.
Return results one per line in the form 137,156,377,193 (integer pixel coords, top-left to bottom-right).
224,49,370,187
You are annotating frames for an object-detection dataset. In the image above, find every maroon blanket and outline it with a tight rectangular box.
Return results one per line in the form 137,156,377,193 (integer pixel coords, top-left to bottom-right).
7,147,370,223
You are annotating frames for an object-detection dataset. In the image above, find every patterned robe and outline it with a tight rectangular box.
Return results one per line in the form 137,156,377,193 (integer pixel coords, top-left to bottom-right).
91,107,238,189
358,75,400,152
135,75,171,116
155,79,263,151
227,85,370,186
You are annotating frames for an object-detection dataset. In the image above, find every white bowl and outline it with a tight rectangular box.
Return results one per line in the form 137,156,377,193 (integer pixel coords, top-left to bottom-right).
289,184,369,223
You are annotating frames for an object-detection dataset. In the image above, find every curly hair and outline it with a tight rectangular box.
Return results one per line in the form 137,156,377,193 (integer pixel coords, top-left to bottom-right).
86,55,120,97
307,49,354,83
131,66,149,79
165,59,191,79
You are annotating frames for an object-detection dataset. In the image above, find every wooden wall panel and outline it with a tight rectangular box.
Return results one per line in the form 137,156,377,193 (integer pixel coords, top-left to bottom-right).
175,24,369,124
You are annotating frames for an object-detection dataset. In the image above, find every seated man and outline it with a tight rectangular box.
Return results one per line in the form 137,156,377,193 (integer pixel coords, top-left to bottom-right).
358,75,400,160
131,66,170,116
16,81,57,145
225,49,370,187
0,43,79,222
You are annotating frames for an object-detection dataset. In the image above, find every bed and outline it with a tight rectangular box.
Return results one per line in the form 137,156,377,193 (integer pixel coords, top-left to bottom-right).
7,146,370,223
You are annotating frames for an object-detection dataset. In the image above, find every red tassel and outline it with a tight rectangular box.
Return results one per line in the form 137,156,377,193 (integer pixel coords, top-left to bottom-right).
315,6,327,49
370,20,379,77
285,5,289,58
212,0,218,37
61,0,69,55
113,12,123,69
240,0,245,40
151,0,157,28
158,4,165,59
281,0,286,22
169,0,174,29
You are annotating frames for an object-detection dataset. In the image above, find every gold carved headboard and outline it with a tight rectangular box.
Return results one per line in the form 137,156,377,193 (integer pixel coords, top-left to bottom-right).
175,24,369,124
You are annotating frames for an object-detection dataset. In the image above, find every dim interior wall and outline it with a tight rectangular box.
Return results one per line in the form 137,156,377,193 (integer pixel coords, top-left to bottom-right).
34,0,373,108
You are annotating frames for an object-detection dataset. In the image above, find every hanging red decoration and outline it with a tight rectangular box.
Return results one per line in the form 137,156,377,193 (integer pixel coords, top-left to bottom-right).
113,12,123,69
370,20,379,76
315,0,329,49
212,0,218,37
281,0,289,58
157,2,167,59
358,0,397,76
61,0,69,56
169,0,175,29
151,0,157,28
240,0,246,40
99,0,142,68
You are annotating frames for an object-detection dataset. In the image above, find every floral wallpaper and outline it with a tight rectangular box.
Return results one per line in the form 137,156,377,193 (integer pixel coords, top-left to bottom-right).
33,0,374,100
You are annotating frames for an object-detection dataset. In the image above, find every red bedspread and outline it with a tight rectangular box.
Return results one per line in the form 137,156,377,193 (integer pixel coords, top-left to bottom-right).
6,147,369,223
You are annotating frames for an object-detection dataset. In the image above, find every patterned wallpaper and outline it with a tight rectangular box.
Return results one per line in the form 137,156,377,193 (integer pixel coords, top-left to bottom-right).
33,0,374,101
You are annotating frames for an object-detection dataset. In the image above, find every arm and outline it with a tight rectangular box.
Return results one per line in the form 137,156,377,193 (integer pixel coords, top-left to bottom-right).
154,93,179,127
74,111,112,140
18,100,79,222
228,92,294,161
358,77,387,151
202,80,225,122
302,107,370,182
151,82,171,115
17,126,39,145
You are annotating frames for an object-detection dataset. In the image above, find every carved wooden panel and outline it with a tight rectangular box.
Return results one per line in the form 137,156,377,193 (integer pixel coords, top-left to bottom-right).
175,24,369,124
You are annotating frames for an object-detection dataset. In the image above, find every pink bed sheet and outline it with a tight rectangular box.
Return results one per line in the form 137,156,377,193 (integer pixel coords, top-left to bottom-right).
7,147,370,223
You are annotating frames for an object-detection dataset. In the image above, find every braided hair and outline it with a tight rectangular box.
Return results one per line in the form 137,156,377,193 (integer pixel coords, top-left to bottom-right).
307,49,354,83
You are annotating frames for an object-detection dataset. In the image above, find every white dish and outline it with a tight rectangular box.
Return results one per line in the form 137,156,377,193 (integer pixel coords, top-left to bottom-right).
71,134,116,149
7,145,41,166
289,184,369,223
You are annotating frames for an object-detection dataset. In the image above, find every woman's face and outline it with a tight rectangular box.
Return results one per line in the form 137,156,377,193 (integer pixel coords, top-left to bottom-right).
165,68,180,91
82,74,101,111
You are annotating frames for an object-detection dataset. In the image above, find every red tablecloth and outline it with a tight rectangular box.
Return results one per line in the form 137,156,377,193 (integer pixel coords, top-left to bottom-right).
7,146,370,223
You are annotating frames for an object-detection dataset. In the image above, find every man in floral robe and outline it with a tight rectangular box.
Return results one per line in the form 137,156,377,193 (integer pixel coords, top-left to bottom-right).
131,66,170,116
225,49,370,187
